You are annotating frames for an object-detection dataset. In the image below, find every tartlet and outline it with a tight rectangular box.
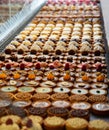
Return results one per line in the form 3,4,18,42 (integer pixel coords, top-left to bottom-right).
47,107,69,118
69,109,90,121
71,102,91,110
65,117,88,130
12,100,31,108
35,87,52,94
69,95,88,102
53,87,70,94
32,100,51,108
89,89,107,96
52,100,70,108
51,93,69,101
0,86,17,93
32,93,50,101
18,87,35,93
44,116,65,130
88,120,109,130
71,88,88,95
92,103,109,116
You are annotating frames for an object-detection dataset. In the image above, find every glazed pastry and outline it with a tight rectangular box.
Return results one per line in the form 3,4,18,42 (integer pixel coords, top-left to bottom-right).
12,100,31,108
71,102,91,110
18,87,35,93
89,89,107,96
1,86,17,93
71,88,88,95
69,109,90,120
40,81,56,88
57,81,73,88
47,107,69,118
65,118,88,130
44,116,65,130
92,103,109,116
53,87,70,94
88,120,109,130
35,87,52,94
69,95,88,102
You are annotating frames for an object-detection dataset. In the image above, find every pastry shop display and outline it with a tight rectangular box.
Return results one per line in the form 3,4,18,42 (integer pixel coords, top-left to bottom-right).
65,117,88,130
92,103,109,116
44,116,65,130
0,0,109,127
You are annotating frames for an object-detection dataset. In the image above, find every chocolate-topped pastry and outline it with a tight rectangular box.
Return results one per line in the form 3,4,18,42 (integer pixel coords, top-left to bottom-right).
17,49,24,54
5,48,12,54
69,109,90,120
67,57,73,62
30,49,37,55
68,50,76,55
38,56,46,62
43,50,49,55
94,58,101,63
28,107,47,118
92,103,109,116
52,56,60,61
55,50,62,55
0,54,5,61
24,56,32,62
47,107,69,118
10,55,18,62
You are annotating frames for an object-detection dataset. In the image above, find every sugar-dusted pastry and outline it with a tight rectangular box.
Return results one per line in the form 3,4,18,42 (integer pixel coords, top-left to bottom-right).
88,120,109,130
44,116,65,130
92,103,109,116
65,117,88,130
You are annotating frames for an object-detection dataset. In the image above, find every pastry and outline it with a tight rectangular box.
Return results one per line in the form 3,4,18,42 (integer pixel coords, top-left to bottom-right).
71,88,88,95
92,103,109,116
53,87,70,94
89,89,107,96
14,92,32,101
89,95,108,103
69,109,90,120
65,117,88,130
28,107,47,117
51,93,69,101
32,93,50,101
0,115,21,124
40,81,56,88
57,81,73,88
88,120,109,130
71,102,91,110
32,101,51,108
44,116,65,130
35,87,52,94
47,107,69,118
18,87,35,93
69,95,88,102
0,86,17,93
52,100,70,108
12,100,31,108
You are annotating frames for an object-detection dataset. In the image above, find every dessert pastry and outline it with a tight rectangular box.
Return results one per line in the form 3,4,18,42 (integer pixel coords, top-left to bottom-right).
65,117,88,130
32,101,51,108
89,95,108,103
18,87,35,93
40,81,56,88
32,93,50,101
52,100,70,108
53,87,70,94
0,115,21,124
44,116,65,130
88,120,109,130
91,83,108,89
47,107,69,118
28,107,47,117
71,102,91,110
0,119,20,130
0,86,17,93
12,100,31,108
57,81,73,88
69,95,88,102
0,100,11,108
71,88,88,95
22,115,43,125
92,103,109,116
74,82,90,89
69,109,90,120
89,89,107,96
21,119,43,130
14,92,32,101
35,87,52,94
51,93,69,101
